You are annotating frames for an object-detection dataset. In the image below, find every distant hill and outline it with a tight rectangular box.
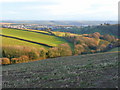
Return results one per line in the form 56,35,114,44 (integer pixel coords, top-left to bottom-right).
52,24,119,38
1,21,117,26
80,25,119,38
2,52,118,88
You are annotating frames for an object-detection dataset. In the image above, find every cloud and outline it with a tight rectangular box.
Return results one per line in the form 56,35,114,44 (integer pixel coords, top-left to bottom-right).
1,0,119,20
39,0,118,16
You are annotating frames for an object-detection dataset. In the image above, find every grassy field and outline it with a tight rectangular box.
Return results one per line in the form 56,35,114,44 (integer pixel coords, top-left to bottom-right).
52,31,81,37
2,52,118,88
2,36,48,49
1,28,70,47
20,29,51,34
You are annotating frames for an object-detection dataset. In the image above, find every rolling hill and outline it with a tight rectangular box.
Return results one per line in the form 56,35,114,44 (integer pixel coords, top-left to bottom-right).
2,36,48,49
1,28,74,63
1,21,117,25
1,28,70,47
52,24,119,38
2,52,118,88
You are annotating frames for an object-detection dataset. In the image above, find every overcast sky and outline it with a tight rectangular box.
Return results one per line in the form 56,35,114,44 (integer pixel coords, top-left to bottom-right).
0,0,119,20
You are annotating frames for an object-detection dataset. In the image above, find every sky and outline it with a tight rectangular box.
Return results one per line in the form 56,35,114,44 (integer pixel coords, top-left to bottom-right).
0,0,119,21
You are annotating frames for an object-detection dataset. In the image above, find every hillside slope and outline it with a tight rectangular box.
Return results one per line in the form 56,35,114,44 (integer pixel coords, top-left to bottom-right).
52,25,118,38
1,28,70,47
2,52,118,88
80,25,118,37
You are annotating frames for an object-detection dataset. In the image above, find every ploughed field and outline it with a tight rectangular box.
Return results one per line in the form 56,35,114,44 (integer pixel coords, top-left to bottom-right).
2,52,118,88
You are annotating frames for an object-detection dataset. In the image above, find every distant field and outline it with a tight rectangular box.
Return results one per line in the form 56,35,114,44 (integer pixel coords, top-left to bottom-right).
1,28,70,47
53,31,81,37
0,23,15,25
2,52,118,88
21,29,51,35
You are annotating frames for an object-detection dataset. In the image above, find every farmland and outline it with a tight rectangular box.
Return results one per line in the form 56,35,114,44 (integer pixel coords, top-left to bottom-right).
1,28,70,47
1,25,119,88
1,28,75,64
1,27,119,65
2,52,118,88
2,36,48,49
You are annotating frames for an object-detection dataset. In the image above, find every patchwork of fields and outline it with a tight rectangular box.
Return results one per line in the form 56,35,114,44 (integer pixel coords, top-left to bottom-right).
1,26,119,88
1,28,75,64
1,28,70,47
2,36,47,49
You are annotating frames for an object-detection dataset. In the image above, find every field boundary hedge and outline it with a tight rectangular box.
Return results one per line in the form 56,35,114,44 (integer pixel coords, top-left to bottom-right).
0,34,53,48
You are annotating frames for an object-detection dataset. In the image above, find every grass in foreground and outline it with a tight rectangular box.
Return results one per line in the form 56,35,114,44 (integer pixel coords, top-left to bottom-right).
2,52,118,88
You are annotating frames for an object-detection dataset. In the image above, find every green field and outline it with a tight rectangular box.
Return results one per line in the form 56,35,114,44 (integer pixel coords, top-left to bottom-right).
1,28,70,47
2,52,118,88
2,36,48,49
21,29,51,34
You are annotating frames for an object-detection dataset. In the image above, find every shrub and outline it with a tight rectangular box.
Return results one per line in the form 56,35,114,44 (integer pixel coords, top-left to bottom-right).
90,32,101,39
47,43,72,58
103,34,117,42
11,58,19,64
74,44,84,55
18,55,29,62
28,51,39,60
1,58,10,64
57,43,72,56
39,48,47,58
47,47,60,58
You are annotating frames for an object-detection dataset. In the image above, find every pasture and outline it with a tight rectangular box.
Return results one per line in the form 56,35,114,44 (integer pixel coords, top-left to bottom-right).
1,28,70,47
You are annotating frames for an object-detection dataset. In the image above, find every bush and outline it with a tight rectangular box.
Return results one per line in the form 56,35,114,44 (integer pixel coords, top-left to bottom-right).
102,34,117,42
1,58,10,64
28,51,39,60
11,58,19,64
57,43,72,56
39,48,47,58
47,47,60,58
11,55,29,64
74,44,84,55
18,55,29,62
47,43,72,58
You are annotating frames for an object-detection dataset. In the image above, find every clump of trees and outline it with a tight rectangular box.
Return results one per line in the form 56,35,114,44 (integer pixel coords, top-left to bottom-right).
46,43,72,58
63,32,119,55
1,43,72,65
1,46,41,64
74,44,85,55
